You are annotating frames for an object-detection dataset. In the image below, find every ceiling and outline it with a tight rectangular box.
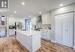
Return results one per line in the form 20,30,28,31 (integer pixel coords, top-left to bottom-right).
0,0,75,18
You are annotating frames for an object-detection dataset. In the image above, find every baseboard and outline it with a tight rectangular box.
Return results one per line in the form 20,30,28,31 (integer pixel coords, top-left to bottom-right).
41,38,51,42
41,39,56,43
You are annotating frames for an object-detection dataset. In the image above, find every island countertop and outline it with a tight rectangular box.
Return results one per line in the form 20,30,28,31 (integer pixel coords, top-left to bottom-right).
16,30,41,36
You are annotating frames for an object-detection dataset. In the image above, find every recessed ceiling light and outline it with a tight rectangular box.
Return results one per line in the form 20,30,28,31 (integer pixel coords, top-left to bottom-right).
60,4,63,6
14,11,16,14
21,2,25,5
39,12,42,14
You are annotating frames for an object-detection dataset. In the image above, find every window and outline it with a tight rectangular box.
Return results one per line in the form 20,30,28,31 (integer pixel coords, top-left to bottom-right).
25,19,32,31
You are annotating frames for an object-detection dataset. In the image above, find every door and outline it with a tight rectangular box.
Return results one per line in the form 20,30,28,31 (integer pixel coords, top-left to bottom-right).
55,15,63,44
55,12,73,47
25,19,31,31
62,12,73,47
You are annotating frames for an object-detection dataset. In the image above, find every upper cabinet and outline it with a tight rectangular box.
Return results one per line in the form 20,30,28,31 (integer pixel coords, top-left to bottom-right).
42,13,51,24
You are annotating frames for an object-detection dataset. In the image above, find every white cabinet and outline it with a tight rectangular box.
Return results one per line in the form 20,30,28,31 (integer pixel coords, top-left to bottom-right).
55,14,63,44
0,28,6,37
41,30,52,40
16,31,41,52
62,13,73,47
42,31,47,39
55,12,73,47
9,29,15,36
42,13,51,24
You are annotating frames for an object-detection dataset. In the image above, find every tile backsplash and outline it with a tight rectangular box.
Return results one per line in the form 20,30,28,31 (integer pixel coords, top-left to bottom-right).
32,24,51,30
42,24,51,29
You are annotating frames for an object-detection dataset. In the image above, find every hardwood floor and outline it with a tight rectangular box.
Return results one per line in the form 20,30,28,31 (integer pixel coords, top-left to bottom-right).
37,40,75,52
0,37,29,52
0,37,75,52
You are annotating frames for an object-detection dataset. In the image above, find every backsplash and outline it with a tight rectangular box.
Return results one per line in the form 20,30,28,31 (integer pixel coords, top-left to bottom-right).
32,24,51,30
42,24,51,30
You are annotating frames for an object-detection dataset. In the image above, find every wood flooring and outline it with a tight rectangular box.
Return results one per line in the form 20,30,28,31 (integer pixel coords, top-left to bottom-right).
37,40,75,52
0,37,29,52
0,37,75,52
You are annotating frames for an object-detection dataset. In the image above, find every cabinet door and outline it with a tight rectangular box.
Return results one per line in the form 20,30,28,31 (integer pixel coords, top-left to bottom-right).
55,15,63,44
62,12,73,47
42,14,51,24
42,31,47,39
55,12,73,47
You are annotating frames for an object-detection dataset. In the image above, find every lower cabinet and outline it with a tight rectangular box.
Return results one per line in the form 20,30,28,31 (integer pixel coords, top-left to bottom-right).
41,30,52,41
9,29,15,36
0,28,6,37
0,31,6,37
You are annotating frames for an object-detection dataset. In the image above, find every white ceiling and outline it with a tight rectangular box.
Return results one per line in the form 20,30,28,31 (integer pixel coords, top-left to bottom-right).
0,0,75,17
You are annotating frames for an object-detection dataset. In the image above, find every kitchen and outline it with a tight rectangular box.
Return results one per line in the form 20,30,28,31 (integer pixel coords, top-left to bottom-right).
0,0,75,52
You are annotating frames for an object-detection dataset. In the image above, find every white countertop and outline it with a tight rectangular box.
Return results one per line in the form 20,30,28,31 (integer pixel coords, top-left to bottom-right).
16,30,41,36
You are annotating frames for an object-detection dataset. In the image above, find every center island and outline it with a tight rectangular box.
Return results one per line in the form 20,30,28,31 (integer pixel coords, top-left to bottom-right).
16,30,41,52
